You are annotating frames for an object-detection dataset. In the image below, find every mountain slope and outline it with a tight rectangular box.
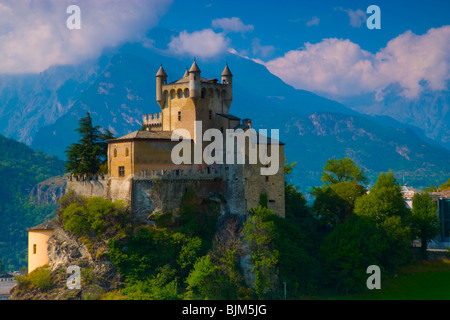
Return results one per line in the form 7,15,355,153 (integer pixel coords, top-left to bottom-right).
254,112,450,195
339,84,450,150
30,44,357,159
0,135,65,270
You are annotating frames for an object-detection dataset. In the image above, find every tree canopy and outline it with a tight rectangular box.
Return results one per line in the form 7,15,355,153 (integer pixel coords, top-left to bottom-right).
65,113,114,176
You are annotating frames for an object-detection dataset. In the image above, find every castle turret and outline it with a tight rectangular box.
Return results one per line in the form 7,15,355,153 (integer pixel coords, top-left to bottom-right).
189,60,201,99
221,63,233,104
156,65,168,108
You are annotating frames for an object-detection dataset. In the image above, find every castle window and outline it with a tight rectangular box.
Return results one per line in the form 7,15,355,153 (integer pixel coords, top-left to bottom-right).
33,244,37,255
184,88,190,98
178,112,182,121
118,166,125,177
177,89,183,99
125,148,129,157
209,110,212,120
265,176,269,182
201,89,206,99
114,149,117,158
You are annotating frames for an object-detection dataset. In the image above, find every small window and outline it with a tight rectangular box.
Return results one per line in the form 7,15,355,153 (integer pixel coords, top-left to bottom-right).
114,149,117,158
118,166,125,177
177,89,183,99
125,148,129,157
33,244,37,255
201,89,206,99
209,110,212,120
265,176,269,182
178,112,182,121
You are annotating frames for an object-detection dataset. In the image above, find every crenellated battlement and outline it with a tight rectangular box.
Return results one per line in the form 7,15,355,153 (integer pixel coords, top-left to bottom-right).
143,113,162,131
135,165,224,181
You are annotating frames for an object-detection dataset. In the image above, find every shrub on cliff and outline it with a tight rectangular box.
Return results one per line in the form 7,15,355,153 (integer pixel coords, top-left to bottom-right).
60,194,129,239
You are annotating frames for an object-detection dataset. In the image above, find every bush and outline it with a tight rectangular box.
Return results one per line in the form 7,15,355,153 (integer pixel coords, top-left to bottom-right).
16,265,54,292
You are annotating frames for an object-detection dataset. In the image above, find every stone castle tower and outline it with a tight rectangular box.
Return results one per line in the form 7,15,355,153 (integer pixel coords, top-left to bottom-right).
67,61,285,219
144,61,235,140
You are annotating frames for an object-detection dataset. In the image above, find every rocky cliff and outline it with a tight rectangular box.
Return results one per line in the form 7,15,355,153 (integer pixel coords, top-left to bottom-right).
10,221,123,300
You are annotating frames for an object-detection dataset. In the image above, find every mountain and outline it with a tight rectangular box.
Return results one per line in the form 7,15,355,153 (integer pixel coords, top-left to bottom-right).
30,43,357,159
253,112,450,196
0,134,65,270
0,42,448,196
337,83,450,151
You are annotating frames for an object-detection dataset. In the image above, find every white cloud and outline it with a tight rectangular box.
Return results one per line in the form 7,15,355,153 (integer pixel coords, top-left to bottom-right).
346,9,367,28
335,7,367,28
264,26,450,99
211,17,254,34
0,0,172,74
251,38,275,58
306,16,320,27
167,29,230,58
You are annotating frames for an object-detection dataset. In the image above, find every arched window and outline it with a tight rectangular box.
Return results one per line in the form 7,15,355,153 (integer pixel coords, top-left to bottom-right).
125,148,129,157
177,89,183,99
114,149,117,158
184,88,190,98
170,90,176,99
201,88,207,99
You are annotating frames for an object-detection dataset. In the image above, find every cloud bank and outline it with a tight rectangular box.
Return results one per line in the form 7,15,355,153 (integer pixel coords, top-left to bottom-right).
0,0,172,74
167,29,230,59
211,17,254,34
264,26,450,99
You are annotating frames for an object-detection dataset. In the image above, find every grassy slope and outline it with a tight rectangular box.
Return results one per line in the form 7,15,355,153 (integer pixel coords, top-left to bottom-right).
332,259,450,300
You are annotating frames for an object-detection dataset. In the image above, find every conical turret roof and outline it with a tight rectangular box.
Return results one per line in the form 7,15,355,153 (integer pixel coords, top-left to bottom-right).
156,65,167,77
189,60,201,73
221,64,233,77
183,67,189,78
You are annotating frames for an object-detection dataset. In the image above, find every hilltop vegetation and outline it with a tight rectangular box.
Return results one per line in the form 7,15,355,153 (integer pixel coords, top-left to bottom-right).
0,134,65,271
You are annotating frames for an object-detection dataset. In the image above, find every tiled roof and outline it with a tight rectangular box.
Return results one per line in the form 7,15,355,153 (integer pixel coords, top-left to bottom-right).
28,220,56,231
109,130,190,142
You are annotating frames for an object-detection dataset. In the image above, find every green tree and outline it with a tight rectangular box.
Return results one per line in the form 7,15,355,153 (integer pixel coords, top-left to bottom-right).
321,157,368,185
320,215,388,293
411,192,440,259
65,112,114,176
312,158,367,229
243,206,279,299
354,171,412,270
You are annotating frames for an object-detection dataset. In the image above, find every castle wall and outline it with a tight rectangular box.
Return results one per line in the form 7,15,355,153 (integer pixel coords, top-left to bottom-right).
108,141,133,178
66,178,109,199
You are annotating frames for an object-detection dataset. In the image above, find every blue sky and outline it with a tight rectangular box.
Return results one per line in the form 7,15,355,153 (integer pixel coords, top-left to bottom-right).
158,0,450,57
0,0,449,101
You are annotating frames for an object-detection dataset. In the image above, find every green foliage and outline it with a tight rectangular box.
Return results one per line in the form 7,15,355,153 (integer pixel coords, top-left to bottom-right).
354,171,412,271
244,206,279,299
61,195,129,239
320,215,388,293
439,178,450,191
411,192,440,259
321,157,368,185
354,171,410,223
65,112,114,176
16,265,54,292
0,134,64,270
121,266,180,300
312,158,367,229
259,193,268,208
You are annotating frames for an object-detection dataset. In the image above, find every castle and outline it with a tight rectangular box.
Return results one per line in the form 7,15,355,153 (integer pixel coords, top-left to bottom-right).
28,62,285,273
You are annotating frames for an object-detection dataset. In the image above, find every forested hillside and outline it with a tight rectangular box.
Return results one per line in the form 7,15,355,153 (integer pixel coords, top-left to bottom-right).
0,134,65,271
